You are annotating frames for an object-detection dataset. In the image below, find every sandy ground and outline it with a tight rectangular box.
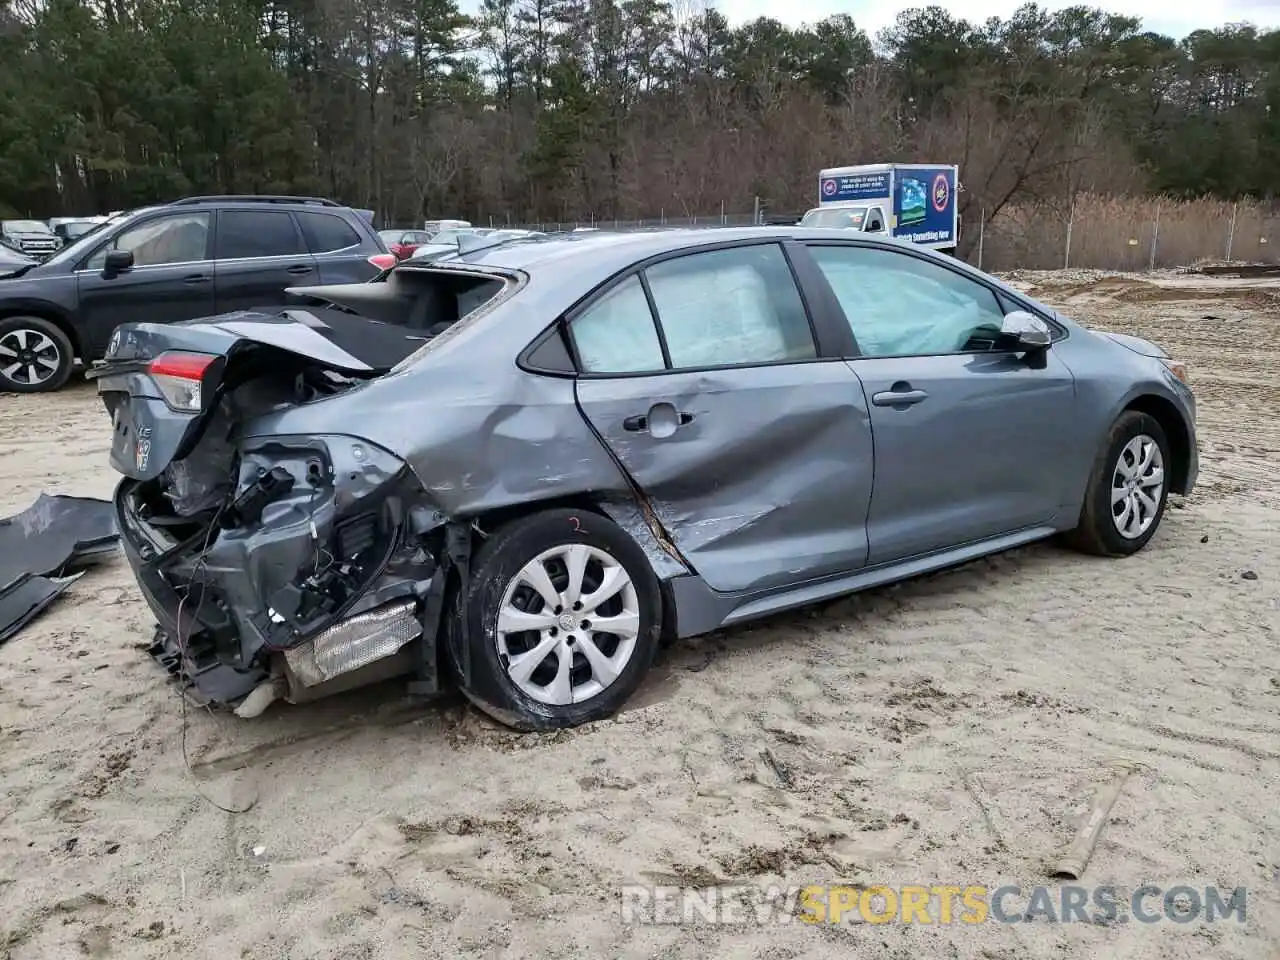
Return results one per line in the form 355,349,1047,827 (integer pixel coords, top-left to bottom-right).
1,270,1278,959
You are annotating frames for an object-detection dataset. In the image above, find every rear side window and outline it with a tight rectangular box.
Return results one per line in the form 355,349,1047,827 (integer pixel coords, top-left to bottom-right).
569,243,817,374
216,210,304,259
299,212,362,253
644,244,816,368
572,275,666,373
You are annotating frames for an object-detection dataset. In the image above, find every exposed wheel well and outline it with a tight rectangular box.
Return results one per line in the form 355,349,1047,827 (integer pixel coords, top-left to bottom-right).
0,307,82,360
466,494,679,644
1124,395,1192,493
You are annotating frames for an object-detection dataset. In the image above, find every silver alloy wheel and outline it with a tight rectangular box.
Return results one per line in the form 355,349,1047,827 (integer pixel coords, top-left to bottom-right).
1111,433,1165,540
0,328,62,386
495,544,641,706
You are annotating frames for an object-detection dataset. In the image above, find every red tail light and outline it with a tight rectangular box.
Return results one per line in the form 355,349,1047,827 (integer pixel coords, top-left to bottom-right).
148,351,217,412
368,253,397,271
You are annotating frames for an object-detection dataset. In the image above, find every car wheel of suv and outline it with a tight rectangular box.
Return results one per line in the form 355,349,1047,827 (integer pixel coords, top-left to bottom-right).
446,508,662,731
1065,410,1171,557
0,316,74,393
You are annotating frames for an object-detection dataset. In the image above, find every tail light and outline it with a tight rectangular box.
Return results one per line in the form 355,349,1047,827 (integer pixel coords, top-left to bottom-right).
368,253,397,272
149,351,217,412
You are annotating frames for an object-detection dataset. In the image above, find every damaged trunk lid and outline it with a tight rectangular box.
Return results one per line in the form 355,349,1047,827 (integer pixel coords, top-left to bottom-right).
87,308,427,484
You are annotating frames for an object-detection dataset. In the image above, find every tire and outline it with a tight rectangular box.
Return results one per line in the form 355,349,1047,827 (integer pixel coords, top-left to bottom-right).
0,316,75,393
1065,411,1171,557
445,508,662,731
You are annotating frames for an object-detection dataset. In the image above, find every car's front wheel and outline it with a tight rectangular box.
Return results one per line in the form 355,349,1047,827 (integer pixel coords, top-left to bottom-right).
446,508,662,730
0,316,75,393
1066,410,1171,556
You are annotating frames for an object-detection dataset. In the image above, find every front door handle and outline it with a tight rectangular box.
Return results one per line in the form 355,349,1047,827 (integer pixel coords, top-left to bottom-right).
182,274,212,284
872,387,929,407
286,264,314,275
623,414,648,432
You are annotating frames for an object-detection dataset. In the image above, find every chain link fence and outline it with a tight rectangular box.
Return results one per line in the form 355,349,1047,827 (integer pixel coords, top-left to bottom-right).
436,194,1280,273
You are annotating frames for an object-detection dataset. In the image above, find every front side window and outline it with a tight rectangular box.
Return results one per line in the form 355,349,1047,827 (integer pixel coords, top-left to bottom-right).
644,244,816,369
215,210,305,259
809,245,1007,357
570,275,666,374
85,212,211,269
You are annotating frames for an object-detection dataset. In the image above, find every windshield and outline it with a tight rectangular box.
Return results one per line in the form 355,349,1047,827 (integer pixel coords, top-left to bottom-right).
4,220,52,234
62,221,101,239
39,208,153,268
800,207,868,229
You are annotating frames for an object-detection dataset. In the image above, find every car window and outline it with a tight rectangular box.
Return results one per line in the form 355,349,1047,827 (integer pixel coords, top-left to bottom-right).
570,275,666,374
85,212,211,269
809,245,1007,357
216,210,305,259
301,212,363,254
644,244,816,368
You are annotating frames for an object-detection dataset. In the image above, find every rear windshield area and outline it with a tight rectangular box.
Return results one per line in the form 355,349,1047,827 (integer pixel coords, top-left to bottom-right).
296,267,508,337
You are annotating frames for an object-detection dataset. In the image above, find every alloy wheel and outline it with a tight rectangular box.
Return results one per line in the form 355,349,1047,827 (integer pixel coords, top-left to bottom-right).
495,544,641,706
0,328,62,386
1111,434,1165,540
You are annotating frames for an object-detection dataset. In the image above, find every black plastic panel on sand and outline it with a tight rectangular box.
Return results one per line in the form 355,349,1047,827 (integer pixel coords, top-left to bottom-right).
0,493,119,588
0,572,82,645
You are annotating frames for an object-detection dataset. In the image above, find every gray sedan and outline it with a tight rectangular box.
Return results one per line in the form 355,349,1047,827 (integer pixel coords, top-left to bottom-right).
90,227,1196,729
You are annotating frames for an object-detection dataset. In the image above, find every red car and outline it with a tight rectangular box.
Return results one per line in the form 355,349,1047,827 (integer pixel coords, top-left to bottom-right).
379,229,435,260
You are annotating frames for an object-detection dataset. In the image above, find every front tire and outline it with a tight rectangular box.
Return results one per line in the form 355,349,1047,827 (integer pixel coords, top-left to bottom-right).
1065,411,1170,557
446,508,662,731
0,316,74,392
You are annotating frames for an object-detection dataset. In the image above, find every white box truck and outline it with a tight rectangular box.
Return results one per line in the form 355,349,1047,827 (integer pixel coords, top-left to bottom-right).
800,163,960,254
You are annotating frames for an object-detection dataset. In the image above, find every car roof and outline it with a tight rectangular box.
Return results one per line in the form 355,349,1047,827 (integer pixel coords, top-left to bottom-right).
435,226,927,273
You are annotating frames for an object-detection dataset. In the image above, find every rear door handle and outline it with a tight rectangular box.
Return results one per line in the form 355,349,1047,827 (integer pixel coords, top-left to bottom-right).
622,415,648,432
286,264,314,275
182,274,211,284
872,388,929,407
623,407,695,434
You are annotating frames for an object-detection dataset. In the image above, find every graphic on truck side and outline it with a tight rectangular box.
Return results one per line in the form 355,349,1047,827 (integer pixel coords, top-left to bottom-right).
899,178,927,225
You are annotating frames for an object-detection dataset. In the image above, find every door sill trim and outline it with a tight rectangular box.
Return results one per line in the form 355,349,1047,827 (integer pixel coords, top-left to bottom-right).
668,525,1059,637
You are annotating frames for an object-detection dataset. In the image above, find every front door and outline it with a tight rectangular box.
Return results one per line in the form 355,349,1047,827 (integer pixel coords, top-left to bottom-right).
800,241,1077,565
570,242,874,595
213,209,318,315
75,211,216,356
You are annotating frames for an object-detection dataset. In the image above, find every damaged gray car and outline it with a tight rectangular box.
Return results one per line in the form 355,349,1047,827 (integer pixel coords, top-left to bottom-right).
89,228,1198,730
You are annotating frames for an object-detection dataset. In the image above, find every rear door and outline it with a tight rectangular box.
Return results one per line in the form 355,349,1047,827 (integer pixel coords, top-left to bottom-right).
75,211,216,356
799,241,1077,564
212,209,317,314
571,240,874,596
297,210,378,283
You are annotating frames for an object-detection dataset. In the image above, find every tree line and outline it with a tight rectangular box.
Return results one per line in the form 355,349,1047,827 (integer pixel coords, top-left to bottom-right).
0,0,1276,251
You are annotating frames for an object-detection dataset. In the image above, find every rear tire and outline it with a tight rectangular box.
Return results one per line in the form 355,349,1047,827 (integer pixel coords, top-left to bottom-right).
445,508,662,731
1065,411,1170,557
0,316,74,393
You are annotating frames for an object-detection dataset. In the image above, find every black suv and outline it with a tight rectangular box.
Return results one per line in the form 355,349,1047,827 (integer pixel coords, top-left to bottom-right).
0,196,395,392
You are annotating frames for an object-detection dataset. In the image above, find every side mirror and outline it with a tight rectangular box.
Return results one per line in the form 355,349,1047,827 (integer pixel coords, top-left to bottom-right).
103,249,133,277
1001,310,1052,350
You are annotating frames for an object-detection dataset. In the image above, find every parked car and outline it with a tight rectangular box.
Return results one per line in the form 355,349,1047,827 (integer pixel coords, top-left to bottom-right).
48,217,107,244
379,229,435,260
0,195,396,392
409,228,543,262
406,227,498,261
0,243,37,278
1,219,61,259
423,218,471,236
88,227,1197,730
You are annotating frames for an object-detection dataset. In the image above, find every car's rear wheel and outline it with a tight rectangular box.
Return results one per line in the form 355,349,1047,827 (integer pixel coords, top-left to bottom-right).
1065,411,1170,557
0,316,74,393
446,508,662,731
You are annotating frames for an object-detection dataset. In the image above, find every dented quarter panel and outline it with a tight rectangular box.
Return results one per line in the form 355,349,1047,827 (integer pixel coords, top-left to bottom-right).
238,306,637,517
